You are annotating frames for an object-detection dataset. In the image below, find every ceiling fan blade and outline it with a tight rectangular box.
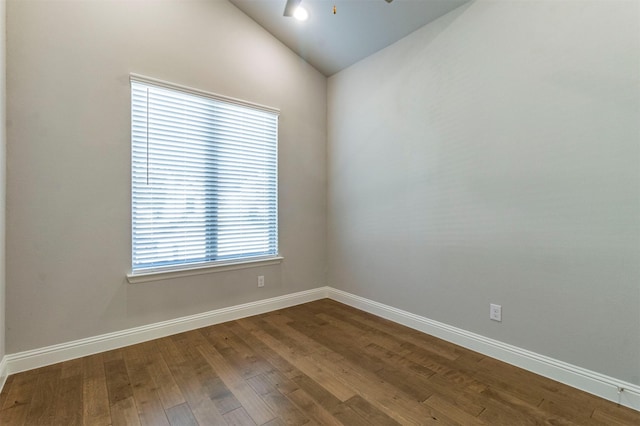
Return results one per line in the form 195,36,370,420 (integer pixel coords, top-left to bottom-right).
283,0,302,17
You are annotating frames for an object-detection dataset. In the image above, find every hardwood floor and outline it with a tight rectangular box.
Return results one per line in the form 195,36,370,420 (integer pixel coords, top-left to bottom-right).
0,299,638,425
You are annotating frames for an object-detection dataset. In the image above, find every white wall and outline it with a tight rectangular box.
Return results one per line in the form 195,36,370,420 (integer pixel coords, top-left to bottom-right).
328,0,640,385
6,0,326,353
0,0,6,363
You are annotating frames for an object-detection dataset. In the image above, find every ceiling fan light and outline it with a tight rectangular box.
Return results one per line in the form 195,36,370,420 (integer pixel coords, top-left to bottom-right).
283,0,302,17
293,6,308,21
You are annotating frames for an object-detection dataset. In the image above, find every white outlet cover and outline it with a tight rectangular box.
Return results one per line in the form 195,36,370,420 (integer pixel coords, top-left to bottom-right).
490,303,502,322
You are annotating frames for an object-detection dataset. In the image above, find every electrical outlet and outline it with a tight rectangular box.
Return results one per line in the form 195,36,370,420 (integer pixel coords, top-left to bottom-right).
490,304,502,322
258,275,265,288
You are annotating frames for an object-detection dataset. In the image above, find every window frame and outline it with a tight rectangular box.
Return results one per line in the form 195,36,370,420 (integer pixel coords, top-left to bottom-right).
127,74,282,283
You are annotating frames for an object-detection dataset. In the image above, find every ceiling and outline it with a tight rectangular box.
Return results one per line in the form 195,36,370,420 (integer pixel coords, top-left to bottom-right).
228,0,470,76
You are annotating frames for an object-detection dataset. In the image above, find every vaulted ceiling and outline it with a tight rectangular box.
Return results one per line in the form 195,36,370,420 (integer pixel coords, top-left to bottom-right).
228,0,470,76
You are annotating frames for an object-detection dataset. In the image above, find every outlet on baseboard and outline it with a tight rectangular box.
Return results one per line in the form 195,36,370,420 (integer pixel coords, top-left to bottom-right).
490,303,502,322
258,275,265,288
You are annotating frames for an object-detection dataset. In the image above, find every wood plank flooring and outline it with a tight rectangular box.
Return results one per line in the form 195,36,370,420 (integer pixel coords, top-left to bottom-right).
0,299,638,425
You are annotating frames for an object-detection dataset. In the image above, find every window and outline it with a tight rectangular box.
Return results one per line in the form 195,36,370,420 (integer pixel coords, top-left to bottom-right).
130,75,279,276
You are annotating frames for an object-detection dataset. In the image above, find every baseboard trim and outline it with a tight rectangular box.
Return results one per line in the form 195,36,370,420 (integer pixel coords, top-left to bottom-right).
325,287,640,411
2,287,328,379
0,356,8,392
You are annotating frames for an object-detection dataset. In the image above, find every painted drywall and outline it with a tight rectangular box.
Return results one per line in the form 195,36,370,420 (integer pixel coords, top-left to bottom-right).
6,0,326,353
328,0,640,385
0,0,6,363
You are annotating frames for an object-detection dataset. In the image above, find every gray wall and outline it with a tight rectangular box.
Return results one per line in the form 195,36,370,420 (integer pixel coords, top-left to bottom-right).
0,0,6,362
6,0,327,353
327,0,640,385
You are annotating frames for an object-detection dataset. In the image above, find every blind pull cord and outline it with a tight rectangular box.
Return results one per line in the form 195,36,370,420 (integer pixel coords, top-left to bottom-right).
146,88,150,185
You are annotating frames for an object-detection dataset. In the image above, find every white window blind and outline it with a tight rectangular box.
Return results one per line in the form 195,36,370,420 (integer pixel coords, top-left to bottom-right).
131,76,278,273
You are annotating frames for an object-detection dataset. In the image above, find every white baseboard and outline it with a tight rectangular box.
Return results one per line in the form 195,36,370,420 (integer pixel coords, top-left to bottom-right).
1,285,638,412
2,287,328,379
325,287,640,411
0,355,7,392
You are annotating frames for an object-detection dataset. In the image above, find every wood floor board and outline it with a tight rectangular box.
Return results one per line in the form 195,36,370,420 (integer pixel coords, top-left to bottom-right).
302,333,448,422
225,320,301,379
422,372,494,417
329,402,376,426
156,337,228,425
363,342,437,380
591,406,640,425
122,345,170,426
251,316,316,358
141,341,186,411
288,319,389,373
263,369,300,396
247,326,357,402
248,370,311,426
247,370,299,398
286,387,345,426
197,344,276,425
23,366,61,425
289,373,344,413
0,299,638,425
304,348,453,425
261,417,287,426
165,402,198,426
208,375,244,415
104,359,134,406
262,314,330,356
257,384,309,426
0,374,15,402
81,353,111,426
154,336,187,367
477,387,588,426
52,374,83,426
314,311,411,357
378,365,435,400
101,348,125,364
436,352,547,407
344,394,403,426
0,373,39,425
109,396,141,426
202,323,273,380
318,300,463,360
422,394,487,426
60,358,83,380
222,406,257,426
592,400,640,424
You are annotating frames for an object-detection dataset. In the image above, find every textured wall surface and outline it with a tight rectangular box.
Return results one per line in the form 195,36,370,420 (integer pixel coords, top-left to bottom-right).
0,0,6,362
6,0,327,353
328,0,640,385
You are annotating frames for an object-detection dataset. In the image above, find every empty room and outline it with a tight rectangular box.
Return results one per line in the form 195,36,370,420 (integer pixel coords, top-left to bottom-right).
0,0,638,424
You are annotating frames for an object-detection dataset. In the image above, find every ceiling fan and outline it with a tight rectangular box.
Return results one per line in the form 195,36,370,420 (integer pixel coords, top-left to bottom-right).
283,0,393,17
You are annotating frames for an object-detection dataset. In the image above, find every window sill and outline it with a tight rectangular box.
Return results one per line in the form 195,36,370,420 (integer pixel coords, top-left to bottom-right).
126,256,284,284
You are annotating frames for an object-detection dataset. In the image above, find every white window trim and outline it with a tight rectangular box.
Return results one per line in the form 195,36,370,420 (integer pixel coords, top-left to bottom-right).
127,255,284,284
129,74,281,280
